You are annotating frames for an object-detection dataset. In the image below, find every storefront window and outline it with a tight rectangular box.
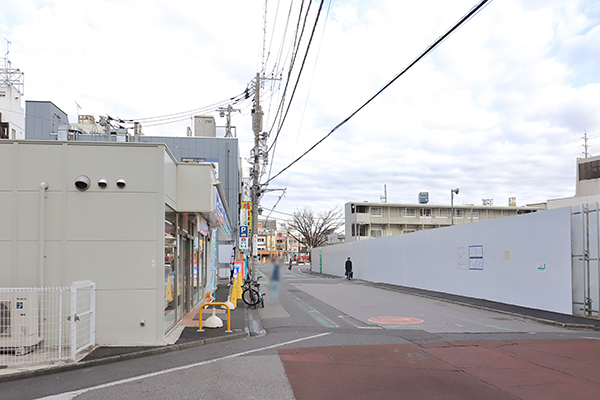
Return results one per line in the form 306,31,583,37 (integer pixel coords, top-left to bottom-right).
164,206,177,332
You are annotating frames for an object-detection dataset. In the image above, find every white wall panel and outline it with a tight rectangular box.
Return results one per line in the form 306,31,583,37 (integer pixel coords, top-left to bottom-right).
0,192,13,240
0,242,13,284
65,240,159,290
164,149,177,206
94,289,161,346
16,191,63,240
17,143,63,190
66,192,158,241
314,208,573,314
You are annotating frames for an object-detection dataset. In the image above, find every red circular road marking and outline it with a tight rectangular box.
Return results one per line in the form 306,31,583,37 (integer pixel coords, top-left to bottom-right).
368,316,423,324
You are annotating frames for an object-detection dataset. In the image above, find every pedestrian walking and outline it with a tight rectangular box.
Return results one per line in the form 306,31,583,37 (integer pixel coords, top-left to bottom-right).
270,257,281,302
345,257,353,280
288,258,293,270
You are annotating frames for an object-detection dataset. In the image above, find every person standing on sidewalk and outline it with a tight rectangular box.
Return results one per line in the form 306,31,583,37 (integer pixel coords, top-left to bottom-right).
288,258,293,270
270,257,281,302
345,257,353,280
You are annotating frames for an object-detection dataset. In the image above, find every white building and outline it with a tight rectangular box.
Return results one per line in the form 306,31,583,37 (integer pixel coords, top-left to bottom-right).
548,155,600,209
0,140,232,345
0,58,25,140
345,201,542,242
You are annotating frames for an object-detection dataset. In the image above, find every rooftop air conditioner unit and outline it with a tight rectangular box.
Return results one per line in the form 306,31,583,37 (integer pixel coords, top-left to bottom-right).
0,292,43,355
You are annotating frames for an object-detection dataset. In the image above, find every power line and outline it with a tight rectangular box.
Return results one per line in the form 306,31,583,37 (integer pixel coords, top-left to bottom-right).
267,0,331,181
267,0,325,160
265,0,494,185
131,92,248,123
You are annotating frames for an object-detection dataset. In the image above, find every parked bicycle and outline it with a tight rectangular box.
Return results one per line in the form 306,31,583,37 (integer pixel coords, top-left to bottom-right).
242,276,265,308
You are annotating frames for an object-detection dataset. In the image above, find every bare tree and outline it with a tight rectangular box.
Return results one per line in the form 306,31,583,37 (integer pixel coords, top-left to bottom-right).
286,207,343,252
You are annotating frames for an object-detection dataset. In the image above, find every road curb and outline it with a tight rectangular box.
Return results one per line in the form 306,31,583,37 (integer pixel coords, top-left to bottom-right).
0,331,248,383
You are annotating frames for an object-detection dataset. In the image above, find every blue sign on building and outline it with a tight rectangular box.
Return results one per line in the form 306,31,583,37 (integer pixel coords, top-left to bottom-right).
239,226,248,238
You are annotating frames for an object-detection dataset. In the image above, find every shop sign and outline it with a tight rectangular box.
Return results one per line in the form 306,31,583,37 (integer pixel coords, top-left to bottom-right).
240,237,248,249
213,188,232,236
198,215,209,236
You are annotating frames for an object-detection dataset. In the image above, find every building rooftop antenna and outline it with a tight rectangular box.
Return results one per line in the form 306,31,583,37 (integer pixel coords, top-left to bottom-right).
1,39,24,96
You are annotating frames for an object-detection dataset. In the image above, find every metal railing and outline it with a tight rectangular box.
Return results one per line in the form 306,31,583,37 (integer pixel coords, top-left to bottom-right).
0,280,95,367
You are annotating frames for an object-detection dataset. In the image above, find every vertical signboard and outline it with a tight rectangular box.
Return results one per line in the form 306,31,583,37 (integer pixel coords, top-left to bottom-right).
253,234,258,258
202,229,219,303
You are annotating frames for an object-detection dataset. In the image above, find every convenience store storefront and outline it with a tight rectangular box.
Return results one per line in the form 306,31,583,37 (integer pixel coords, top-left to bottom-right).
163,186,232,333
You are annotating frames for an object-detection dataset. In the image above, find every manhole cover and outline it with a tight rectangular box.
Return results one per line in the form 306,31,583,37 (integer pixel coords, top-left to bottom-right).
368,316,423,324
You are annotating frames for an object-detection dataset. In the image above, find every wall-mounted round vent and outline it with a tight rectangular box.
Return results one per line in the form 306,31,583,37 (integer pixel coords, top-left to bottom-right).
116,178,127,189
75,175,91,191
98,178,108,189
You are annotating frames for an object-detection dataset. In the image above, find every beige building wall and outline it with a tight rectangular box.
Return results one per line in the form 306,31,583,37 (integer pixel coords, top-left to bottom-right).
0,140,223,346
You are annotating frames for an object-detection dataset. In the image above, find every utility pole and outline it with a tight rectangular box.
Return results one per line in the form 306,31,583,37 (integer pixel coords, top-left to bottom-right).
380,184,387,203
250,73,263,281
217,105,241,138
248,72,280,280
583,130,590,158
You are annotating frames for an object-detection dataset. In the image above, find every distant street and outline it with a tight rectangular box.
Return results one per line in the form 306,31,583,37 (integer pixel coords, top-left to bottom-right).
2,267,600,400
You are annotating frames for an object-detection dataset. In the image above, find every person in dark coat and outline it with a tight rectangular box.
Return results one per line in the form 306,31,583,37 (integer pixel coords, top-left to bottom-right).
345,257,353,280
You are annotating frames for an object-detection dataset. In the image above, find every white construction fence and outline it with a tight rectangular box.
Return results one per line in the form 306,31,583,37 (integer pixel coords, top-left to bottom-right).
0,280,95,367
312,207,574,315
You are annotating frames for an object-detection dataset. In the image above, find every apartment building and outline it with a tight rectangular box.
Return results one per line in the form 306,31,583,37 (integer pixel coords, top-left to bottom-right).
345,201,543,242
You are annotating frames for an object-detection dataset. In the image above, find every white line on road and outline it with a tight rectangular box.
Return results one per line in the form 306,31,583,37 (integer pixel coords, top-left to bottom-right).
35,332,331,400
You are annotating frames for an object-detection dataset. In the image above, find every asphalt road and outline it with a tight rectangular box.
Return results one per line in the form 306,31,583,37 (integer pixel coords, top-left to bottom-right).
2,266,600,400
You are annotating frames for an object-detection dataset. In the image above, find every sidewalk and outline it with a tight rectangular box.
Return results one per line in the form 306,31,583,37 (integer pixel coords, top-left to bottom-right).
0,281,249,382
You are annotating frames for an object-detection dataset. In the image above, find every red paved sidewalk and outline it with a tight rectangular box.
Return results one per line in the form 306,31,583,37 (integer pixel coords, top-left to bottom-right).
279,339,600,400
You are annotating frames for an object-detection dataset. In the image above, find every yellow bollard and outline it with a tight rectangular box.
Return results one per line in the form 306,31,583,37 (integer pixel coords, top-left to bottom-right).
198,302,232,332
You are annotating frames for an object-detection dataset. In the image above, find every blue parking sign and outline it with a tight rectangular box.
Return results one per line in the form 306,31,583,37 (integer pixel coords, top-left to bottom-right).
239,226,248,238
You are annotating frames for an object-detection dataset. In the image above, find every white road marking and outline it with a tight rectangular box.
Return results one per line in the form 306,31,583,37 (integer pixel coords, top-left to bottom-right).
35,332,331,400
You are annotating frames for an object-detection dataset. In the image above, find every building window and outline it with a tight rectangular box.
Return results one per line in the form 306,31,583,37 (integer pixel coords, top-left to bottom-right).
454,210,464,218
404,208,416,217
473,210,479,219
371,229,382,238
352,224,368,237
11,128,16,138
371,207,382,216
438,209,448,218
351,204,368,213
0,91,5,97
420,209,432,218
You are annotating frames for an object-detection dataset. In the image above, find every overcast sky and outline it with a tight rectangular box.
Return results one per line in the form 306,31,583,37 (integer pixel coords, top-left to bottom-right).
2,0,600,223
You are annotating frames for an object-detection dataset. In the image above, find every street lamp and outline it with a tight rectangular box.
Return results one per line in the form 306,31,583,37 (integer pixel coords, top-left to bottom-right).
451,188,459,225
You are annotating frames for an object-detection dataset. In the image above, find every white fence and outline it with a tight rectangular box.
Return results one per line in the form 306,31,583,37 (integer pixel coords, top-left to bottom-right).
313,208,573,314
0,280,95,367
571,204,600,317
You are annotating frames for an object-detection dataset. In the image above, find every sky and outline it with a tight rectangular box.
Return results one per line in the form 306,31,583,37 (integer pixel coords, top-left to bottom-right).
2,0,600,225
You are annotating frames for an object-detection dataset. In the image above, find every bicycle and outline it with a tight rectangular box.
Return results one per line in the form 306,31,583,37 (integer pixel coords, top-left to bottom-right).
242,276,265,308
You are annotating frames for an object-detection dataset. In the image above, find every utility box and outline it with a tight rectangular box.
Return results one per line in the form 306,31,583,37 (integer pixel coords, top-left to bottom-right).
193,116,216,137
